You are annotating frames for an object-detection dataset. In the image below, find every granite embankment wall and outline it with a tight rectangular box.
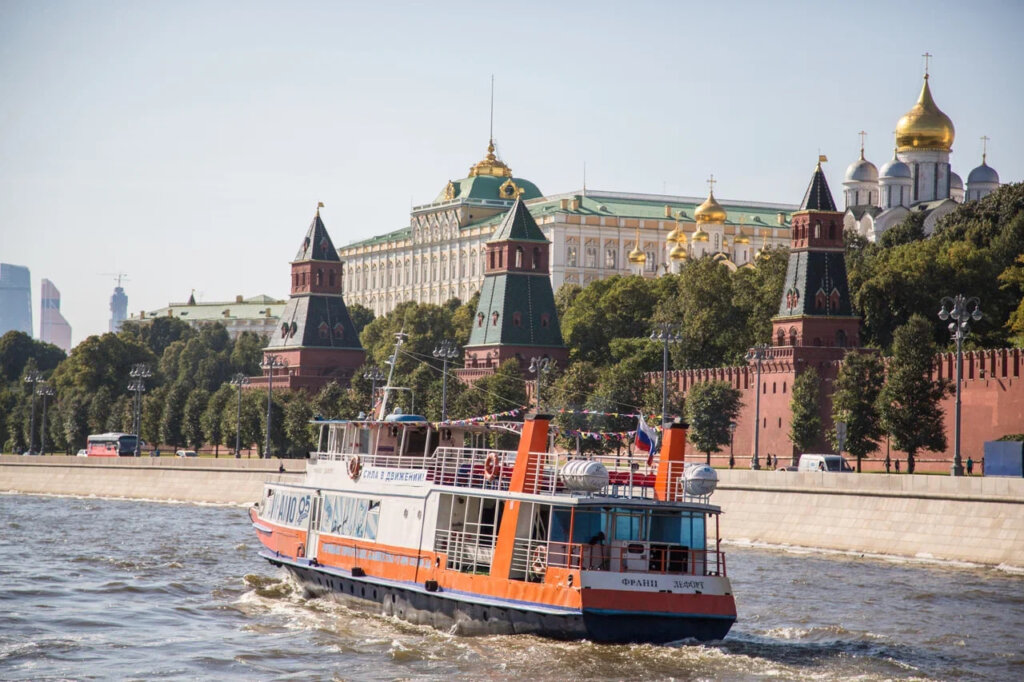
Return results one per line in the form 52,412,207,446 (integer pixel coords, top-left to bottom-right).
3,457,1022,568
714,470,1024,568
0,455,302,505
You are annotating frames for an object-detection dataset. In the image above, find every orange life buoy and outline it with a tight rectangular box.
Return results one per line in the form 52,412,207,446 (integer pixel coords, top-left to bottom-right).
348,455,361,480
484,452,501,482
531,545,548,576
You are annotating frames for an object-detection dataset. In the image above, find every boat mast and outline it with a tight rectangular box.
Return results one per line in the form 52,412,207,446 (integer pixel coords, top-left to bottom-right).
377,328,408,419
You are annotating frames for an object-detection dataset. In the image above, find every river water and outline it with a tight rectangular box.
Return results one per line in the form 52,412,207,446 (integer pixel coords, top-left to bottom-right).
1,494,1022,681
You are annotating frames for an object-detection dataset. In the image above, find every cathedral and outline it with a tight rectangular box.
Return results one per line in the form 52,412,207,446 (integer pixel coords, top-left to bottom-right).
843,64,1001,241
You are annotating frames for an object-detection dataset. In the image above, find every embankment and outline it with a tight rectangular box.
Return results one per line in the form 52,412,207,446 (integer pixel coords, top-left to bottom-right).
0,455,303,505
3,456,1022,568
715,470,1024,568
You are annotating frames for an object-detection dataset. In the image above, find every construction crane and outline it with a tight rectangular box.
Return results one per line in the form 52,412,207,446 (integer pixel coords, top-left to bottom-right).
100,272,130,288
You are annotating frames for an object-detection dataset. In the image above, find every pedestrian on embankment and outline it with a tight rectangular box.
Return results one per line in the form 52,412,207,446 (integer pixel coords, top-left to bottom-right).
895,459,901,473
967,456,974,475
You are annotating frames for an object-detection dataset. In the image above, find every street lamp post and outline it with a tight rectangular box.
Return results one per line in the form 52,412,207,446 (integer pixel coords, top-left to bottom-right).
836,419,848,471
528,356,553,412
363,367,386,418
939,294,982,476
23,369,42,454
728,421,737,469
650,323,682,427
37,383,55,455
261,355,286,459
129,363,152,457
433,340,460,422
229,373,249,458
744,344,769,470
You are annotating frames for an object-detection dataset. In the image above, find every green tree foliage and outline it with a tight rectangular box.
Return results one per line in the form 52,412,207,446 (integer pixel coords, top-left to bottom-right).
120,316,196,357
160,383,189,448
830,351,885,471
731,248,789,351
451,292,480,347
550,361,603,455
659,259,747,368
141,386,167,447
0,331,65,383
878,211,926,248
202,384,233,455
877,315,951,473
587,356,651,452
849,183,1024,350
998,254,1024,345
182,388,210,450
685,380,742,464
359,301,456,375
347,303,375,337
230,331,265,375
283,392,315,456
561,276,658,365
788,367,822,455
554,283,582,322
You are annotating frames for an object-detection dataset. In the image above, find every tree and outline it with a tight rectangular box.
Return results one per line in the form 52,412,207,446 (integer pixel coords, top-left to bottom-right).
160,383,189,448
685,380,742,464
830,351,885,472
659,260,746,369
877,315,951,473
230,331,265,375
347,303,375,337
550,361,603,455
0,331,65,383
788,367,821,455
202,384,233,455
879,211,927,248
120,316,195,357
183,388,210,450
283,392,315,457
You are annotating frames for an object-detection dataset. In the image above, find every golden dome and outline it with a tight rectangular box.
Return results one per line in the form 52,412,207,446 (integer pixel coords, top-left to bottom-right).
896,75,955,152
627,246,647,265
469,139,514,178
693,229,709,242
695,190,727,224
669,242,689,262
666,223,682,244
734,231,750,244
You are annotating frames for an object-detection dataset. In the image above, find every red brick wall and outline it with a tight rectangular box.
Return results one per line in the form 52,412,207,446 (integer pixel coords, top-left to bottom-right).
656,347,1024,471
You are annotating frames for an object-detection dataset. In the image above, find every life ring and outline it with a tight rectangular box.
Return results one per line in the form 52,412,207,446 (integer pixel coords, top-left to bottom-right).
531,545,548,576
484,452,502,482
348,455,362,480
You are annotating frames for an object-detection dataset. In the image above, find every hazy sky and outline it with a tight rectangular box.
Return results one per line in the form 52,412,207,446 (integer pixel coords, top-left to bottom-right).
2,0,1022,346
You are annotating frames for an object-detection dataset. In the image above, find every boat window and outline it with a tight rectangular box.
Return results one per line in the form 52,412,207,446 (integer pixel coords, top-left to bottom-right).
650,511,706,550
570,510,604,544
319,494,381,541
550,509,572,543
612,508,646,542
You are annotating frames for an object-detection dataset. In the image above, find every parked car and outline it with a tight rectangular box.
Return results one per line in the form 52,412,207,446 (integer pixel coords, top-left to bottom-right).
175,450,198,458
798,454,853,472
76,449,88,457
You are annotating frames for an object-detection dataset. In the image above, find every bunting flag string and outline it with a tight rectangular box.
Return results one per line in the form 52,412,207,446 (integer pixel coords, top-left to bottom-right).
435,406,527,427
555,408,683,422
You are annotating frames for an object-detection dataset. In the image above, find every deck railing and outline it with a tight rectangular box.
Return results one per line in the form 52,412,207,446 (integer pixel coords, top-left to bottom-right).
514,538,727,579
316,445,715,503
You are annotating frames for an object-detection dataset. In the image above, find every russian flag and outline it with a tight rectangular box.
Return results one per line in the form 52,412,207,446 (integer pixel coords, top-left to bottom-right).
635,417,657,459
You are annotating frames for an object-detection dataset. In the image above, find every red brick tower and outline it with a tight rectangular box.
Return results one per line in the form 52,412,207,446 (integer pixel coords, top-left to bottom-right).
772,160,861,362
252,206,366,392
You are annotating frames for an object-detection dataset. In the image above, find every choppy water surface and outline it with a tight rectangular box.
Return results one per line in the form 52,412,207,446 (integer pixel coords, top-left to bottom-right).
1,494,1022,681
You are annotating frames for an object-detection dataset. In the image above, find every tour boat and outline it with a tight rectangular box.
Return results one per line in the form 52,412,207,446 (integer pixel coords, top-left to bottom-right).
249,361,736,643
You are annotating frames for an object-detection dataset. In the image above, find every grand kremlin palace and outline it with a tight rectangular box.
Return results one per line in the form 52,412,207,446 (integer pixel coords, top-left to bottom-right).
338,141,798,316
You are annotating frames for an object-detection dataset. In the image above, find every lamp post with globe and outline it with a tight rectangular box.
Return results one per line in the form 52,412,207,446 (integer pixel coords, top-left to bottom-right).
938,294,982,476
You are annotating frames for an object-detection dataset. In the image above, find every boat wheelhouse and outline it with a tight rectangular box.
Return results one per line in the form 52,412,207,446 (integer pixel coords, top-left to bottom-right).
250,412,736,643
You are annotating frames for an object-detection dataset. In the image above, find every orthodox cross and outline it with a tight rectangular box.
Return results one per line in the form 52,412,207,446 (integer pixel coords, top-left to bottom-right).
858,130,867,156
707,174,716,194
922,52,932,76
981,135,990,162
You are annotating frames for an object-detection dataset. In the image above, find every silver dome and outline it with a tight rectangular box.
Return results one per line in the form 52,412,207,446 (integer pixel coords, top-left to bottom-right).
968,162,999,185
844,156,878,183
950,172,963,190
880,155,911,179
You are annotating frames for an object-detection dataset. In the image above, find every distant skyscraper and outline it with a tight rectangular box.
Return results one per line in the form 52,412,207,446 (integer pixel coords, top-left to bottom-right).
40,279,72,352
110,285,128,332
0,263,33,337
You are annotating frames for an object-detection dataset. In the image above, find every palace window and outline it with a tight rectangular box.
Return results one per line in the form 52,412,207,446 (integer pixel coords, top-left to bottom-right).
645,251,656,272
515,247,524,268
605,248,617,269
566,245,578,267
585,246,597,268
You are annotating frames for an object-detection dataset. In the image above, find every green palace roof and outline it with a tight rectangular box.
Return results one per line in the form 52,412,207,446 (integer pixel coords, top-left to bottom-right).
339,189,798,251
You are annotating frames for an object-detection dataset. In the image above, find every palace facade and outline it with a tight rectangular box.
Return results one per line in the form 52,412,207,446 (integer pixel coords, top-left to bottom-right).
338,140,798,317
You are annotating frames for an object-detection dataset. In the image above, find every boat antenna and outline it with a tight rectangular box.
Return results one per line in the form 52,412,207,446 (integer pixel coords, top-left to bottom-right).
378,327,408,419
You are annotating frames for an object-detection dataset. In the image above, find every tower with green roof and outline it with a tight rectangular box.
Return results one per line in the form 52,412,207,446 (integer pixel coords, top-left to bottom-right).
461,198,567,379
255,206,366,392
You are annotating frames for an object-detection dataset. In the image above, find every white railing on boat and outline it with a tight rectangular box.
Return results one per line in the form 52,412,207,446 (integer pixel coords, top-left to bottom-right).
314,446,714,503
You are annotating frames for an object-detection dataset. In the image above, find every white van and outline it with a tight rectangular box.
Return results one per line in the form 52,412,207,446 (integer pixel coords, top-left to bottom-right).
798,454,853,473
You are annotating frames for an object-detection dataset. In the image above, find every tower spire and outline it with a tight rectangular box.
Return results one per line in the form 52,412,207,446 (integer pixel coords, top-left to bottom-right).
981,135,990,164
489,74,495,144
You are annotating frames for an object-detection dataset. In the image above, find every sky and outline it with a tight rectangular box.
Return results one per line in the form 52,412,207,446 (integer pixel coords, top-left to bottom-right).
2,0,1022,346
